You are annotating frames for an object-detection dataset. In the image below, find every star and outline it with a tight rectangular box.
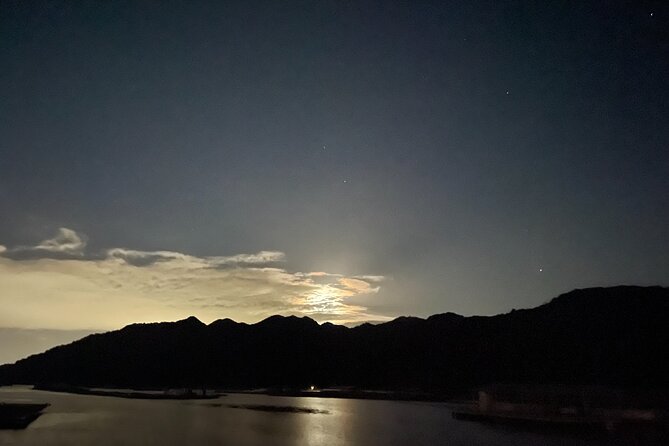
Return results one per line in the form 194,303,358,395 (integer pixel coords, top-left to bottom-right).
506,90,510,95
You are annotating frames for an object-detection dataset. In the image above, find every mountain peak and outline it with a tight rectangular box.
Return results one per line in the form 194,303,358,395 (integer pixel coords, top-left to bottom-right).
177,316,205,326
544,285,669,310
208,315,323,329
256,314,319,328
426,312,464,323
209,318,237,328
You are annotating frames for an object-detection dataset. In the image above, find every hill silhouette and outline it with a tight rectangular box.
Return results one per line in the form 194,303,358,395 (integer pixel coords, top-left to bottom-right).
1,286,668,391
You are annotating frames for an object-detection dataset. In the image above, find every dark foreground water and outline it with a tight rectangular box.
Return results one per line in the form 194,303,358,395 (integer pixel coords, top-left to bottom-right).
0,386,660,445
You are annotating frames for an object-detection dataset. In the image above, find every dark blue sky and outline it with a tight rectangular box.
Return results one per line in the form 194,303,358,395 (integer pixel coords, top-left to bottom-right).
1,0,667,324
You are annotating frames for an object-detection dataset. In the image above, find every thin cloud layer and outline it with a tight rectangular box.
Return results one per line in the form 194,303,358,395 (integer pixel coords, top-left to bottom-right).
0,228,388,330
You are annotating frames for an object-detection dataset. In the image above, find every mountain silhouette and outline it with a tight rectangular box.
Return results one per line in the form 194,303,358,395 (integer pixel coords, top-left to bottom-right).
1,286,667,391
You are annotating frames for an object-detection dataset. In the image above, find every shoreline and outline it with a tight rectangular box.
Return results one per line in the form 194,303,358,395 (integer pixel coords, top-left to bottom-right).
24,384,458,403
32,384,220,400
220,388,459,402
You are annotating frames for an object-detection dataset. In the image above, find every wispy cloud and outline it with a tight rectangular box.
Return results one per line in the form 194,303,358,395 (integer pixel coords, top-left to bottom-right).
0,228,389,330
353,275,385,283
105,248,285,268
2,227,87,260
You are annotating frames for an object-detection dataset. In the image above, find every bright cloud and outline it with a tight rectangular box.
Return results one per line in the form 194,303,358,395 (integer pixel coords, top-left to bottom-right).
0,228,389,330
35,227,86,254
2,227,87,260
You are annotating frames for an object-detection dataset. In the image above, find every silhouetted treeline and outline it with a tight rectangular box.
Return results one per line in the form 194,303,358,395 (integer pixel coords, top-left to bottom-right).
1,286,668,391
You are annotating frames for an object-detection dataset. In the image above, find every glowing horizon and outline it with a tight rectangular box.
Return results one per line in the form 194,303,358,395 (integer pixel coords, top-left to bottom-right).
0,228,391,332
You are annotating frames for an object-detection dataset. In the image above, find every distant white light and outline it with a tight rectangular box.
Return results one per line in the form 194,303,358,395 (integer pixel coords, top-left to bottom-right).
310,385,315,391
650,12,654,17
539,268,543,272
506,90,509,95
343,179,348,183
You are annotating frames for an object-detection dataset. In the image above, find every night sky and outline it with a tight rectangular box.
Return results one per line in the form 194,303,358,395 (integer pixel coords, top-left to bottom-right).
1,1,668,362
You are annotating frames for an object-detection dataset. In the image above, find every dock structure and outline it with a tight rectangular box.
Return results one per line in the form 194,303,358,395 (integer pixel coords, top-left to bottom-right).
452,384,663,430
0,403,50,429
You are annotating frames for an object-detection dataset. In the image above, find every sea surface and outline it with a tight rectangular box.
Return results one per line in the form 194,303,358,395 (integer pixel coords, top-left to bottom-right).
0,386,656,445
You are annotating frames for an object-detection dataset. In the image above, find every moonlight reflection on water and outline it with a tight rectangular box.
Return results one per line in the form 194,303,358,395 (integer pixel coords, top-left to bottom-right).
0,387,629,446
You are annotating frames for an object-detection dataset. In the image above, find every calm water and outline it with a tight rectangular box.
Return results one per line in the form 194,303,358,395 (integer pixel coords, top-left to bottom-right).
0,386,647,445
